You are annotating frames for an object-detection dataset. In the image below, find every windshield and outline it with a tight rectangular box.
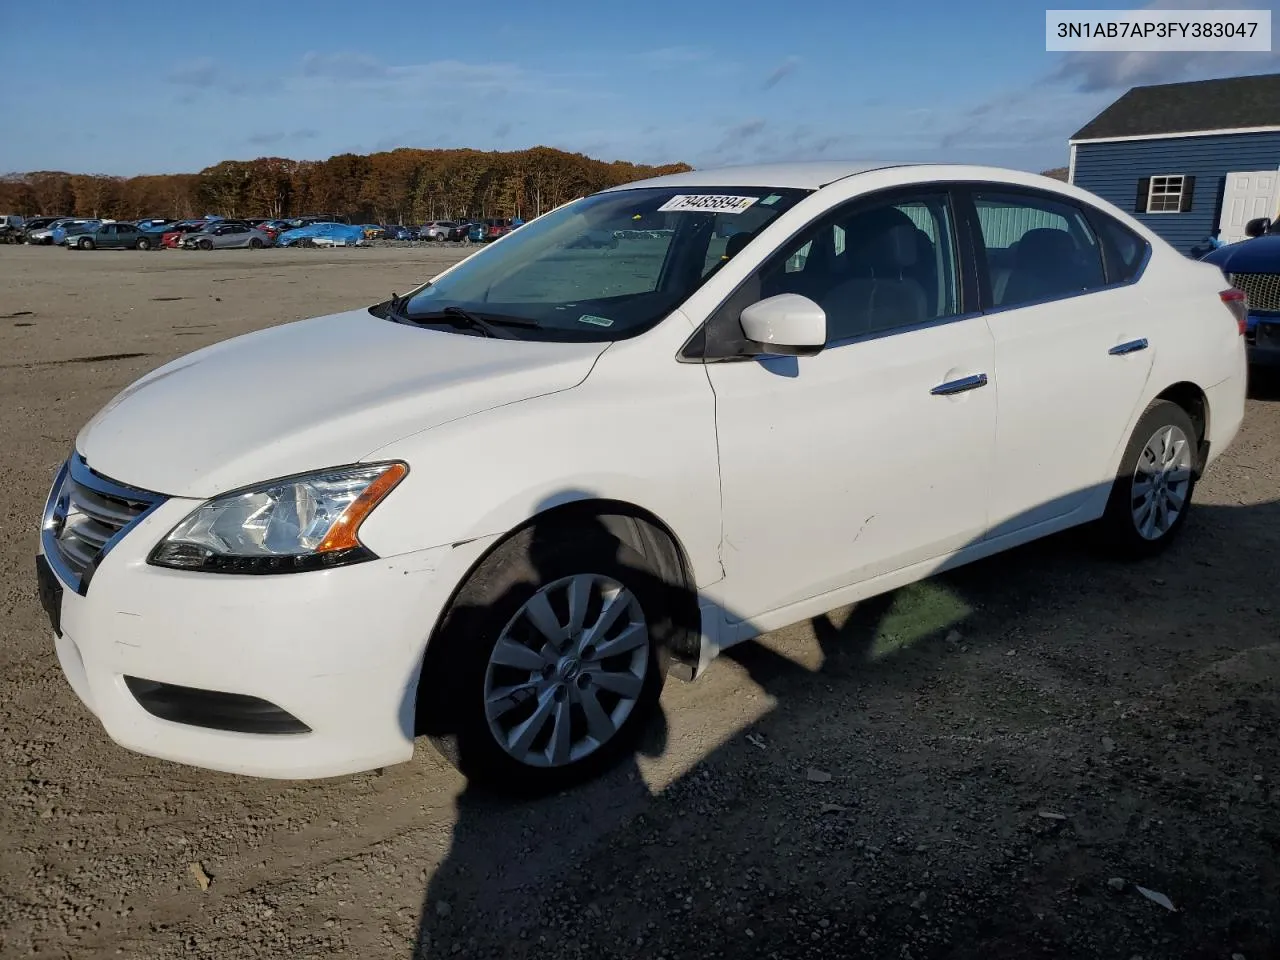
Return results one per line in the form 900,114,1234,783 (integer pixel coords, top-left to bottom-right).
394,185,808,341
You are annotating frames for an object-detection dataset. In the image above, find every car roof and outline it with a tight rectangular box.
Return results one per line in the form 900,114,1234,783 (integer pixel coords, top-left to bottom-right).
600,160,915,192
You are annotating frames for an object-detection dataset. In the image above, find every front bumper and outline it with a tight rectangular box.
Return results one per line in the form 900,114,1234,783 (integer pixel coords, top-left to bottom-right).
38,486,488,779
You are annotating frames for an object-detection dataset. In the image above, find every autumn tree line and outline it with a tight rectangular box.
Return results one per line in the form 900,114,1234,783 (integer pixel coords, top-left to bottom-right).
0,147,693,223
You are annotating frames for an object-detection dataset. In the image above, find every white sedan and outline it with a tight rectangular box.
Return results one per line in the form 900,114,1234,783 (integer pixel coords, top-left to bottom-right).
37,161,1247,792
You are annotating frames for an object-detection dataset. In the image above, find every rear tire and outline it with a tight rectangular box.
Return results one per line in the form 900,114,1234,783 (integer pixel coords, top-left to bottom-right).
419,517,672,795
249,237,263,249
1095,399,1199,558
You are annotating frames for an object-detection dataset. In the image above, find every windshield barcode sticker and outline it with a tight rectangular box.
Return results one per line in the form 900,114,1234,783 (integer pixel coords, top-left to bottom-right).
657,195,760,214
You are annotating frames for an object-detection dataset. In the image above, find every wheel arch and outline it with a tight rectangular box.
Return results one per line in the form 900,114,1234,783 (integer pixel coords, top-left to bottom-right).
412,495,702,736
1153,380,1210,465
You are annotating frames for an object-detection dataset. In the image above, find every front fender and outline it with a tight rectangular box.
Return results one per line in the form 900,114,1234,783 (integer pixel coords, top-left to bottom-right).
357,341,724,589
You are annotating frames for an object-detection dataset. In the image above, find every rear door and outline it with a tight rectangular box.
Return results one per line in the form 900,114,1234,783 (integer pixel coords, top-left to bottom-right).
964,186,1156,537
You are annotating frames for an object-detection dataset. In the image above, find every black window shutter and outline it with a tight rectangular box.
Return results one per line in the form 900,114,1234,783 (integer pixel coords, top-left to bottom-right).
1135,177,1151,212
1179,176,1196,212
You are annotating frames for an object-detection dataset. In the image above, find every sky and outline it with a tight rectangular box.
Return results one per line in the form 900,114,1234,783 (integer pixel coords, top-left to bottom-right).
2,0,1278,177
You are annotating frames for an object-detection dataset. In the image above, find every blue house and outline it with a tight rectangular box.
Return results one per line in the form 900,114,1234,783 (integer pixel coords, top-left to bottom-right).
1069,73,1280,254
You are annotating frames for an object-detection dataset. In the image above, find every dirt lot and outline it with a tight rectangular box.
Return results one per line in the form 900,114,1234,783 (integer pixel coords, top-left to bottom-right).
2,244,1279,960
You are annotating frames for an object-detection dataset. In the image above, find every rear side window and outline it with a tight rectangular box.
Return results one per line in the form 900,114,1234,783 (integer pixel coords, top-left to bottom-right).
1090,213,1148,283
972,191,1106,309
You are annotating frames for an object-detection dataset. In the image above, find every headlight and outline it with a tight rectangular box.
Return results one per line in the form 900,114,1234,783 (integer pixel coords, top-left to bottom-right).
148,462,407,574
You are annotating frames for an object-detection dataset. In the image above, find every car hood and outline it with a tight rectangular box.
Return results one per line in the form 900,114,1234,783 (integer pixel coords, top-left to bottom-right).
77,308,608,498
1201,234,1280,273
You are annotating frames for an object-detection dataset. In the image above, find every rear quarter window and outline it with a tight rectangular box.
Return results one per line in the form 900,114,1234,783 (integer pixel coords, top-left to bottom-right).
1089,212,1149,284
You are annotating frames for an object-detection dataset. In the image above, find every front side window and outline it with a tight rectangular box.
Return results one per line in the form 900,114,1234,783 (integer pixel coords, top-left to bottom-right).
751,192,960,343
973,191,1105,309
397,186,808,341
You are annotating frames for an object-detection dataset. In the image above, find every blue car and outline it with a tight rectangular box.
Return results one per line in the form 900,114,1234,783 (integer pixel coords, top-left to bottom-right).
382,224,413,241
51,219,101,246
1201,216,1280,367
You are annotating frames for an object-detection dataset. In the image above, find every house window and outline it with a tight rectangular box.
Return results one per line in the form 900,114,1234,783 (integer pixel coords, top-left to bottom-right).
1146,175,1186,213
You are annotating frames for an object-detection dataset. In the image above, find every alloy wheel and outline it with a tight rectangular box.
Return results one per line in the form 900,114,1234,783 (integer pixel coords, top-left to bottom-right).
482,573,649,768
1130,424,1193,540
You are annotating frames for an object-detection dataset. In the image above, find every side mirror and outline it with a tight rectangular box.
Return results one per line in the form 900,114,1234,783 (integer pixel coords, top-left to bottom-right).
1244,217,1271,238
739,294,826,357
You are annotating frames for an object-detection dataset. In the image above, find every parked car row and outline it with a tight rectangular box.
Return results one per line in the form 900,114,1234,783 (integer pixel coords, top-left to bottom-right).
4,214,529,250
377,218,526,242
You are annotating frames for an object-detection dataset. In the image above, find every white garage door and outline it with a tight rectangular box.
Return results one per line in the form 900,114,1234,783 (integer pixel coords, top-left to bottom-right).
1218,170,1280,243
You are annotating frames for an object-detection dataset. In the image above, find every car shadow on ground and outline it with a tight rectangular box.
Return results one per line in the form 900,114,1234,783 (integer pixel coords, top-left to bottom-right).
410,476,1280,958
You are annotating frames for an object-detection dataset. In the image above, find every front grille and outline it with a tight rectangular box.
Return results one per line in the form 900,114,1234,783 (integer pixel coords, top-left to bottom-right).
1229,273,1280,313
41,454,165,595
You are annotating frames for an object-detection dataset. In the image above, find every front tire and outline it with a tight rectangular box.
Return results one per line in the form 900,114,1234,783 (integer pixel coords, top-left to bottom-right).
198,239,213,250
78,238,94,250
419,517,671,794
1096,399,1199,558
136,237,152,251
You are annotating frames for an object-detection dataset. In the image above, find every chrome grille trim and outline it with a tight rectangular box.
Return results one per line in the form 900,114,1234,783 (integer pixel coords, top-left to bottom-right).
1229,273,1280,314
41,454,167,595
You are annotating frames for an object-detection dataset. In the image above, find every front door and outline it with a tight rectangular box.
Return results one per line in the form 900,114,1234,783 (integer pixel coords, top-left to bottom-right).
1219,171,1280,244
706,188,997,622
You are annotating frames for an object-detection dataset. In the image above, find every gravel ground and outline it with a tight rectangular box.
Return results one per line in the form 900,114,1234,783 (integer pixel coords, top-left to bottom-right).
1,244,1278,960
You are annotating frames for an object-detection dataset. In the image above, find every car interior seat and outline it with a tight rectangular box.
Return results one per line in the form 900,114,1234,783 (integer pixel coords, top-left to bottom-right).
817,207,929,339
999,227,1092,306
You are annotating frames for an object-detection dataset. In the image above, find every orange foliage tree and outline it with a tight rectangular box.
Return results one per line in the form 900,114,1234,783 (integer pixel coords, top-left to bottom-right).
0,147,691,222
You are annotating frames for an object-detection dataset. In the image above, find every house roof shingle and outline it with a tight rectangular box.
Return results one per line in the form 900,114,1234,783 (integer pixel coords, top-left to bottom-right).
1070,72,1280,141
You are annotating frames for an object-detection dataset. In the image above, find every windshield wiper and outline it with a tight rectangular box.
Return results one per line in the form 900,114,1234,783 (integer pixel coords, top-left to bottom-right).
444,306,542,329
408,305,542,337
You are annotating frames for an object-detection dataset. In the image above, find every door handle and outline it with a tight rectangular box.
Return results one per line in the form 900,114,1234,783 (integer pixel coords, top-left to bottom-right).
931,373,989,396
1109,338,1148,356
